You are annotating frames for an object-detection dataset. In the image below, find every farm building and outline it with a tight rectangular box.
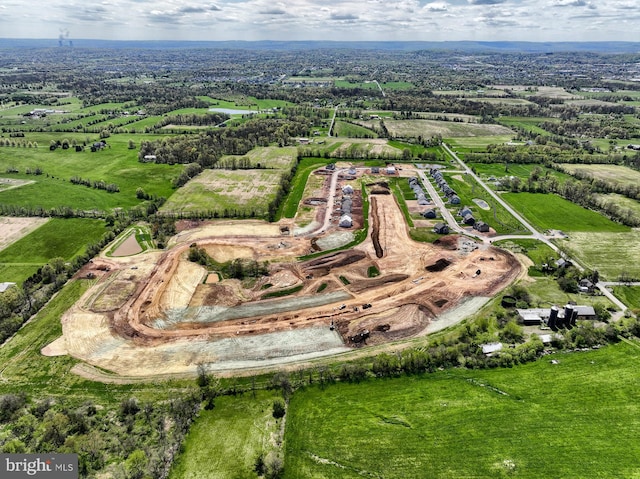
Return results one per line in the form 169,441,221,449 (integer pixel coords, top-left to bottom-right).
474,221,490,233
422,209,437,219
342,184,354,195
434,223,449,234
579,278,594,293
516,305,596,327
339,215,353,228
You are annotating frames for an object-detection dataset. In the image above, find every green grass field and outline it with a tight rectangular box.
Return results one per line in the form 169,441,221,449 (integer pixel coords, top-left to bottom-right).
523,276,615,309
447,135,515,150
469,163,571,183
280,158,329,219
0,218,105,264
497,117,558,136
284,342,640,478
502,193,630,233
333,121,378,138
160,169,284,217
559,163,640,189
169,390,282,479
385,119,514,139
612,286,640,312
494,239,559,266
0,135,180,211
561,230,640,280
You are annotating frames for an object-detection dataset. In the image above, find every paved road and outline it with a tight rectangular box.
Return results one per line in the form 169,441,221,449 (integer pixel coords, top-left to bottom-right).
441,143,627,313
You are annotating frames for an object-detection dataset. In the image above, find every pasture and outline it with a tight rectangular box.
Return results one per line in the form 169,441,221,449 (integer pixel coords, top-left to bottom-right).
159,169,285,217
561,230,640,280
612,286,640,312
384,119,514,139
447,135,515,150
501,193,630,233
333,121,378,138
497,117,557,136
0,218,105,264
284,342,640,478
469,163,571,183
559,163,640,189
0,135,180,211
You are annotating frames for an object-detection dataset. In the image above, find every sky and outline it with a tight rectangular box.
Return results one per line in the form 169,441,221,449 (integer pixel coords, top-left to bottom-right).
0,0,639,43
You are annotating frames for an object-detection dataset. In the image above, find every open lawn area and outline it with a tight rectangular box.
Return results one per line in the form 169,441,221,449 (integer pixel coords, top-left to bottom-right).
384,119,514,139
502,192,630,233
284,342,640,478
560,229,640,280
169,390,282,479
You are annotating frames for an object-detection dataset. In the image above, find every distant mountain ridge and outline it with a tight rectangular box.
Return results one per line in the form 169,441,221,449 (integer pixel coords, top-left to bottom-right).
0,39,638,53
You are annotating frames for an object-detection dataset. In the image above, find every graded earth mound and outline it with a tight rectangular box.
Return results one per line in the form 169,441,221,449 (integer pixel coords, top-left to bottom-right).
53,184,520,378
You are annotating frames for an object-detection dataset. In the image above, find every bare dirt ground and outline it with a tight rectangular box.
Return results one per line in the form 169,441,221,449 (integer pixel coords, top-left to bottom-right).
111,232,142,257
53,174,521,379
0,216,48,252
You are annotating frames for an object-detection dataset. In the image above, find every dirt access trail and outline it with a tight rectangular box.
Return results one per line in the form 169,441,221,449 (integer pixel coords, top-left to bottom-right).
51,188,520,379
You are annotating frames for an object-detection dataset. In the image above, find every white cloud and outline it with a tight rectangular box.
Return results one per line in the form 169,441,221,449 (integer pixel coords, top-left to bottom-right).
0,0,636,41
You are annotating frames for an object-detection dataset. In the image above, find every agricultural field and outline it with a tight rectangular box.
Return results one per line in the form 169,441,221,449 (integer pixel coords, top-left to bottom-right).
501,193,630,233
158,147,297,218
559,163,640,189
469,163,572,184
0,218,105,265
384,119,514,139
612,286,640,313
594,193,640,216
160,168,285,217
497,117,557,136
0,135,180,211
560,230,640,280
284,342,640,478
333,121,378,138
169,390,282,479
447,135,516,150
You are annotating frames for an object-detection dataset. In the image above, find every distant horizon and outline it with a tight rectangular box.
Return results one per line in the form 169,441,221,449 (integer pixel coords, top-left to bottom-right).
0,38,639,53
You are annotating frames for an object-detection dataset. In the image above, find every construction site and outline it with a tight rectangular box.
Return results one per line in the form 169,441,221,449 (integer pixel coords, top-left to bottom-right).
46,166,521,378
